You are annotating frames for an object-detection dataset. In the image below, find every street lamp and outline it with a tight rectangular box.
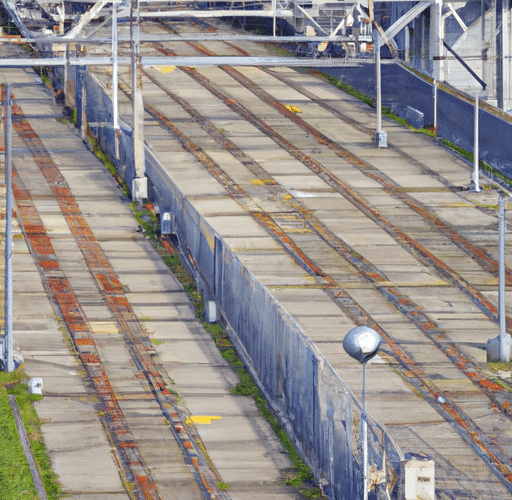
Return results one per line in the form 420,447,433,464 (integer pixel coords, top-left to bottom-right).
343,326,382,500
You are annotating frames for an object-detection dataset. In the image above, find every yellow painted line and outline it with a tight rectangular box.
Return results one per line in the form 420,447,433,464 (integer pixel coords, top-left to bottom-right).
152,65,177,73
285,104,302,113
445,203,474,208
117,393,155,400
185,415,222,425
434,378,480,392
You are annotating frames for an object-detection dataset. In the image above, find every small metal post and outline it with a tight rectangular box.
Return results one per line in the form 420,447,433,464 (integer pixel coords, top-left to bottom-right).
374,31,387,148
112,1,118,130
272,0,276,36
4,84,13,372
499,193,509,361
473,96,481,192
362,361,368,500
433,79,438,134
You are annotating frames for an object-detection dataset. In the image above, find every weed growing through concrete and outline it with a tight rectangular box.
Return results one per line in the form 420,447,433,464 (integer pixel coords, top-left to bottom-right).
0,370,62,499
88,136,131,198
217,481,230,490
317,71,374,107
439,139,512,188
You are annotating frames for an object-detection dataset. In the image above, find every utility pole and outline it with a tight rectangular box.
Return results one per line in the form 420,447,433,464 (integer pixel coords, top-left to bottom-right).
4,84,13,372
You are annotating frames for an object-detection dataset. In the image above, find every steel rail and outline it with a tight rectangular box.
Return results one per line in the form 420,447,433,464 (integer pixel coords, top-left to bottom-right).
7,97,228,500
124,47,512,492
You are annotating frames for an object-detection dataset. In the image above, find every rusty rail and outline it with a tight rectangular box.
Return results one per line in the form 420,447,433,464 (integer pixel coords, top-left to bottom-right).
8,98,226,500
136,38,512,492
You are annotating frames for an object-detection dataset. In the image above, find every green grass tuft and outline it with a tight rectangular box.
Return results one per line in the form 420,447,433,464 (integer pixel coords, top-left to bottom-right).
217,481,230,490
0,371,62,499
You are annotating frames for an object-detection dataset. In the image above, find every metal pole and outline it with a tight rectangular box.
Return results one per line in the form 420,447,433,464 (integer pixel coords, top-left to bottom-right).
64,43,69,102
499,193,509,361
4,84,13,372
431,0,445,81
373,31,386,147
473,96,481,192
272,0,276,36
497,0,504,108
375,36,381,134
362,361,368,500
112,1,118,130
433,79,438,133
482,0,486,85
503,0,510,110
131,0,147,200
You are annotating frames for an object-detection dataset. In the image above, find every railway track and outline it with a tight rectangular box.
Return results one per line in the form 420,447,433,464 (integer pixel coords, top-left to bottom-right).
4,87,230,500
2,16,510,498
105,19,512,496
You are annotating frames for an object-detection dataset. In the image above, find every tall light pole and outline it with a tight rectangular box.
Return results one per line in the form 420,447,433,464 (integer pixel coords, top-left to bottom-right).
343,326,382,500
4,84,13,372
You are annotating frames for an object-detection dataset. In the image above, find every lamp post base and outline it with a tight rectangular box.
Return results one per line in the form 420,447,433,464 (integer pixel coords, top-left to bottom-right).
375,130,387,148
132,176,148,202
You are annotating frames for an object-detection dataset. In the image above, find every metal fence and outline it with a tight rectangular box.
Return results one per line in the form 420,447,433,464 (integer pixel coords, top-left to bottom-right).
322,60,512,182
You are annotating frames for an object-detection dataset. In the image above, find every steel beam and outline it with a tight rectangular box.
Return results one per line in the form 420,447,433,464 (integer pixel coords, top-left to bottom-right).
0,55,356,67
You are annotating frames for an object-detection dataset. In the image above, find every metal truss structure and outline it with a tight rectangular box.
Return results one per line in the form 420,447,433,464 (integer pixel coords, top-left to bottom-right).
0,0,510,164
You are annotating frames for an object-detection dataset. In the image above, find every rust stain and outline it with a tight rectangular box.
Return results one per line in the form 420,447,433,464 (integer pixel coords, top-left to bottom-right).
39,260,60,270
75,338,94,346
10,103,164,500
480,380,503,391
81,353,99,365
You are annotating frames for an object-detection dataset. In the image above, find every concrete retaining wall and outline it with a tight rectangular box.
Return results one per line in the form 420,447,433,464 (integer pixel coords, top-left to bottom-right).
75,67,402,500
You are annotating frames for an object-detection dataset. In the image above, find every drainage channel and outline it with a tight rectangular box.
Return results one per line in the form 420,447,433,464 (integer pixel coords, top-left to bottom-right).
7,94,227,500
